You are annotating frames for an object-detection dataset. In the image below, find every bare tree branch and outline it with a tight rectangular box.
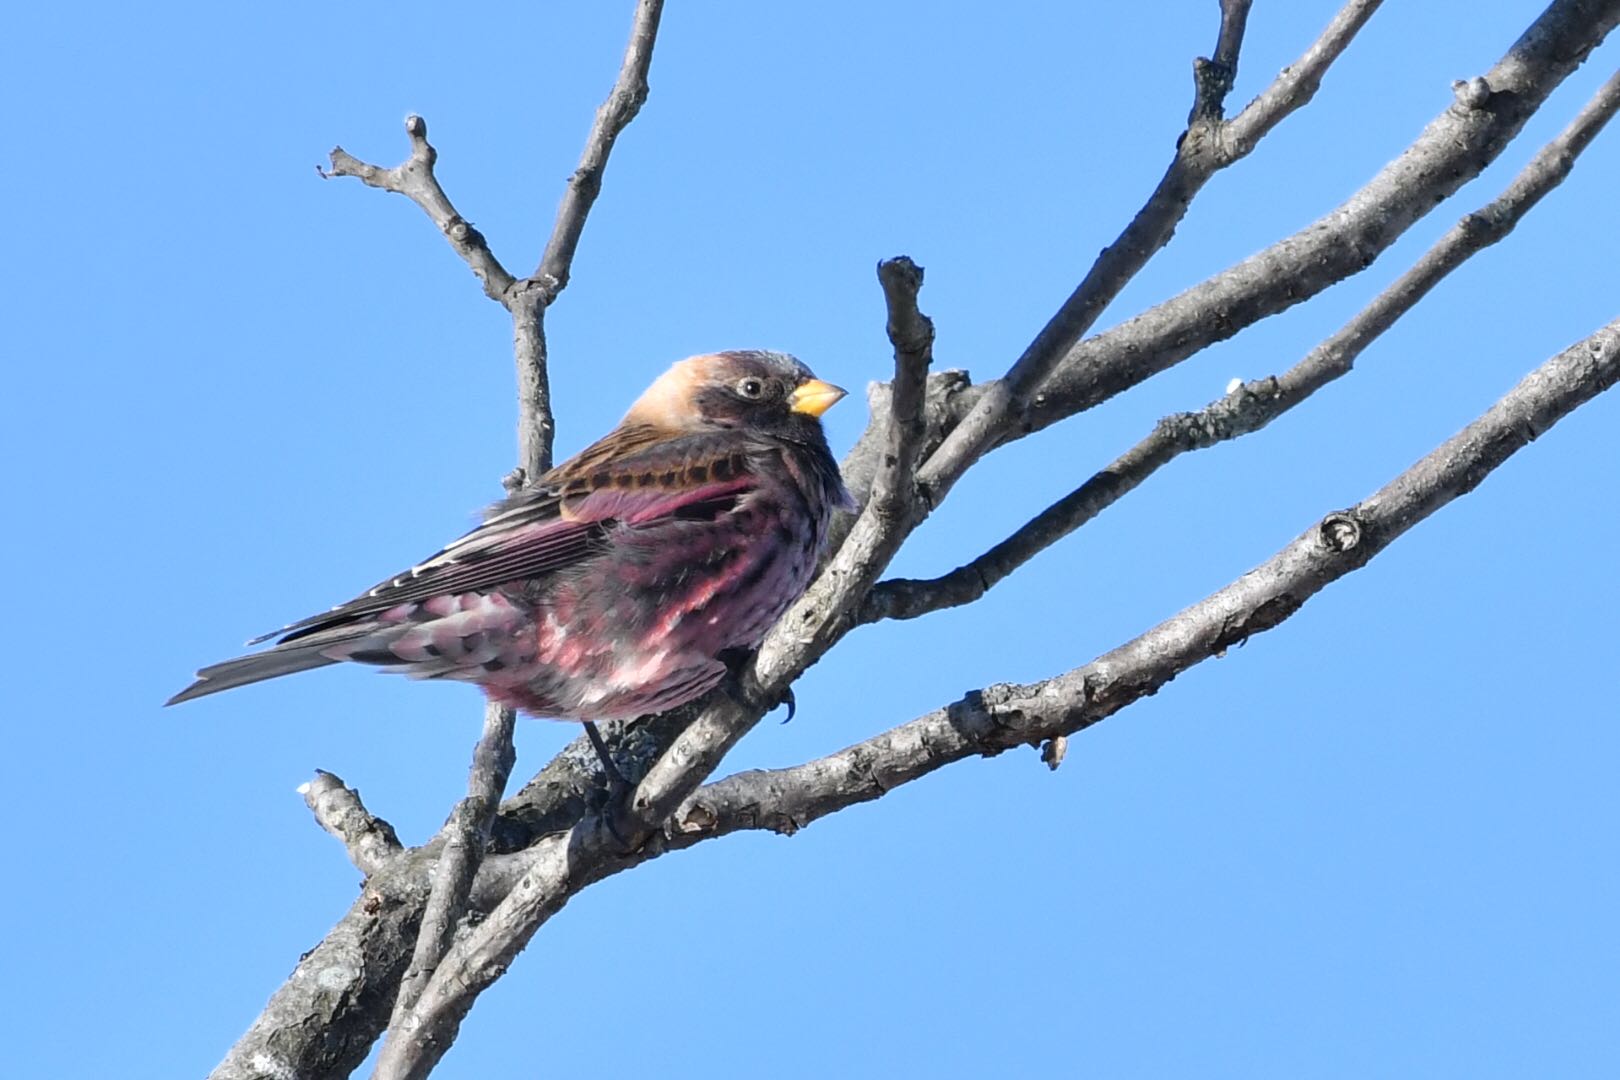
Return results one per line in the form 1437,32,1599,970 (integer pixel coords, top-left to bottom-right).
829,369,973,557
215,6,666,1080
1222,0,1379,153
377,702,515,1071
1190,0,1253,122
323,116,518,304
839,0,1617,522
300,770,402,878
211,4,1619,1076
349,311,1620,1056
1013,0,1620,447
533,0,664,302
682,316,1620,838
869,256,936,521
503,0,664,484
916,0,1382,506
861,66,1620,625
598,0,1341,859
365,6,665,1079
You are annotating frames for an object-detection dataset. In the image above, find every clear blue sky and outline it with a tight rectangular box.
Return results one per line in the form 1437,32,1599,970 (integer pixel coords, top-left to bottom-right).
4,3,1618,1077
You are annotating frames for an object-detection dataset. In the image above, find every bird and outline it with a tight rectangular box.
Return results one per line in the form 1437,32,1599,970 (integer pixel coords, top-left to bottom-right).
167,351,855,756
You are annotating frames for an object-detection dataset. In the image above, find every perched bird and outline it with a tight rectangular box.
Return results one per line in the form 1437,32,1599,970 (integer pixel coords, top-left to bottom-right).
167,351,854,734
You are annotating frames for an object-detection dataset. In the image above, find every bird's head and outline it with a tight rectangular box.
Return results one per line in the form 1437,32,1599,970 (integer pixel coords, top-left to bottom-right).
624,351,847,441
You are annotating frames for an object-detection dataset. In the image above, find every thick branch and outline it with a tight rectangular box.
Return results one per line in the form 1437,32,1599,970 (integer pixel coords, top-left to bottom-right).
862,66,1620,624
324,116,518,303
684,317,1620,838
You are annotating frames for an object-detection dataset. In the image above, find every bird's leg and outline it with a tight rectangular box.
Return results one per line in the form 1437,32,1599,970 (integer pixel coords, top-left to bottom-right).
582,721,638,851
582,720,627,788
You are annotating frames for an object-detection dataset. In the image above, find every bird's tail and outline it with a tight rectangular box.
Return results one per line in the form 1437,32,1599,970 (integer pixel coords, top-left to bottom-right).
165,643,341,706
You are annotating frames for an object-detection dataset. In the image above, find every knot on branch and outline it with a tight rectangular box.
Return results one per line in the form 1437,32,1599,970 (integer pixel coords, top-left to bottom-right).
949,685,1031,755
675,800,718,834
1451,77,1493,111
1318,512,1362,553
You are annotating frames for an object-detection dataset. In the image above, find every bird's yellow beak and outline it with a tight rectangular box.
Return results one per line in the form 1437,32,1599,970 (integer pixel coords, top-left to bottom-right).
789,378,847,418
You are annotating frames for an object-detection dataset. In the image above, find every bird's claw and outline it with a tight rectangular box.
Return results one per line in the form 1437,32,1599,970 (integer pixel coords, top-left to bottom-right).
778,686,797,724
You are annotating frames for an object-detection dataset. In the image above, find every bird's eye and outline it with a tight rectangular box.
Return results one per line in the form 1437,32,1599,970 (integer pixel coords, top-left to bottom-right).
735,377,767,400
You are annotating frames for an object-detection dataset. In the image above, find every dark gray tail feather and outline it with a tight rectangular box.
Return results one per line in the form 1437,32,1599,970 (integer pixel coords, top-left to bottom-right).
164,644,341,706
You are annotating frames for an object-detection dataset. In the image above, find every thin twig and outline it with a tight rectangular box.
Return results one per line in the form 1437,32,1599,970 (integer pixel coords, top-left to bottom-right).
869,257,936,520
378,702,515,1067
1190,0,1253,122
507,0,662,497
300,770,403,877
861,67,1620,625
324,116,518,303
533,0,665,303
1222,0,1382,154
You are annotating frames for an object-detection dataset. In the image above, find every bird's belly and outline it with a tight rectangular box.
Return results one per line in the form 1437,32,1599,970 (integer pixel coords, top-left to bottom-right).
497,523,818,721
